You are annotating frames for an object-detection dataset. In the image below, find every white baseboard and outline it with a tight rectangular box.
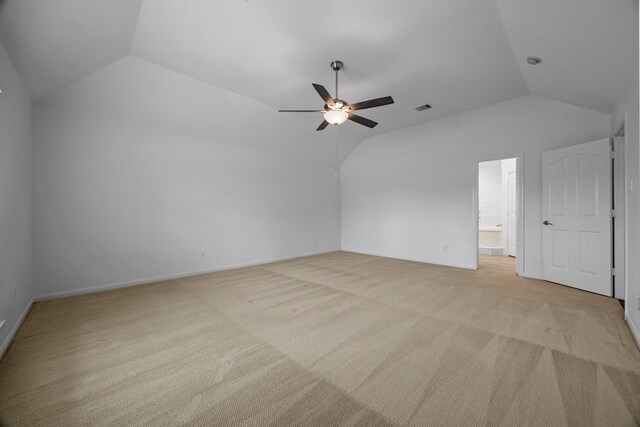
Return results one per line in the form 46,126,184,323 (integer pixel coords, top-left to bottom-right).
478,247,506,256
35,249,340,302
0,298,34,361
341,249,475,270
626,314,640,349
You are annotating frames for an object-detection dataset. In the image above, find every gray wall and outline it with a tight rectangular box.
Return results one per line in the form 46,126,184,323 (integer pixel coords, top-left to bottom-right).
33,105,341,298
0,41,33,355
611,23,640,341
341,95,611,278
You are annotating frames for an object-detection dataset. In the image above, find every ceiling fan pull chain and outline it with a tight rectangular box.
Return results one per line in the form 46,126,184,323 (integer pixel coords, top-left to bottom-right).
334,125,340,178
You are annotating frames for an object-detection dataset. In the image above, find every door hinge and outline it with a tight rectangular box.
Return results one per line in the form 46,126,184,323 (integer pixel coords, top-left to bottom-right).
612,209,616,218
612,268,616,276
611,151,618,159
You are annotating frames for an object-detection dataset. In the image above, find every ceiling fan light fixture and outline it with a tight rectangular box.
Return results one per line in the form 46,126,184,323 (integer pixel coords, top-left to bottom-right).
324,109,349,125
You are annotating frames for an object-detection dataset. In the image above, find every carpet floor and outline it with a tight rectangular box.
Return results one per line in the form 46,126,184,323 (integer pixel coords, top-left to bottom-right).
1,252,639,426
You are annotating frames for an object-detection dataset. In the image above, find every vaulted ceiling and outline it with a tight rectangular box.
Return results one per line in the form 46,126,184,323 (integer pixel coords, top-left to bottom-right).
0,0,637,147
0,0,143,99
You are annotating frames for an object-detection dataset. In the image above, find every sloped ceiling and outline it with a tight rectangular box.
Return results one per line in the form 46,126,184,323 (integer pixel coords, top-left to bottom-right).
0,0,143,99
37,56,364,164
495,0,637,113
129,0,528,136
0,0,637,148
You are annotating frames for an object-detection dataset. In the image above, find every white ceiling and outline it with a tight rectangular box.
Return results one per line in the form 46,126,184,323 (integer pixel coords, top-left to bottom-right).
0,0,143,99
129,0,528,136
0,0,637,141
495,0,638,113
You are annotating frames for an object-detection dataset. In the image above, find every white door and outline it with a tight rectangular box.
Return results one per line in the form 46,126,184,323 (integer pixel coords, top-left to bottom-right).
542,138,612,296
507,172,517,257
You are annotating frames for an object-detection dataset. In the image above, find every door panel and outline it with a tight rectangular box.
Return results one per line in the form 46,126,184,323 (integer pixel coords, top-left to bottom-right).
577,231,598,274
577,154,598,216
551,230,568,269
548,157,568,216
542,138,611,296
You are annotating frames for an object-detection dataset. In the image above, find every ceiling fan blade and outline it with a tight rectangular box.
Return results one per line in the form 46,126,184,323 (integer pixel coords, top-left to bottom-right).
349,96,394,111
348,114,378,128
312,83,334,107
278,109,324,112
316,120,330,131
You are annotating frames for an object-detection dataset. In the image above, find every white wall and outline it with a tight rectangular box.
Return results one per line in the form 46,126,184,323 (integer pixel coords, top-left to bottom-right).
341,95,610,276
34,105,341,298
611,8,640,343
0,41,32,355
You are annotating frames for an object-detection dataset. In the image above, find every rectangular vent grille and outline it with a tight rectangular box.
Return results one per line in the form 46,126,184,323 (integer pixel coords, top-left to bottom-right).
415,104,432,111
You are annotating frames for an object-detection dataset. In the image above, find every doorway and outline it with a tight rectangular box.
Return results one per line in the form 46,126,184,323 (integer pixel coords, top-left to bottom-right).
474,154,523,275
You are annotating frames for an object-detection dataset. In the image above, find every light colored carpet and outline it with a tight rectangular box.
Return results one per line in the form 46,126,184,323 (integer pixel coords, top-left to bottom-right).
1,252,639,426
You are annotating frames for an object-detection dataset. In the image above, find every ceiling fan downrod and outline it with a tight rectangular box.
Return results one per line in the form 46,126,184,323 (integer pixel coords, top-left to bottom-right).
330,60,343,102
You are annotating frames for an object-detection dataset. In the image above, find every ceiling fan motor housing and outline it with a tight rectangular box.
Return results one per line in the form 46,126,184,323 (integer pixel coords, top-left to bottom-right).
327,99,348,111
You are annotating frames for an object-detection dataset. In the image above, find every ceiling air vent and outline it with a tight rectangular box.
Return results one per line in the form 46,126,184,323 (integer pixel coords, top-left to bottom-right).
415,104,432,112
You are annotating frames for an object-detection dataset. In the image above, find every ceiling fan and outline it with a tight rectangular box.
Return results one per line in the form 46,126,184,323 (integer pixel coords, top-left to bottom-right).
278,60,394,131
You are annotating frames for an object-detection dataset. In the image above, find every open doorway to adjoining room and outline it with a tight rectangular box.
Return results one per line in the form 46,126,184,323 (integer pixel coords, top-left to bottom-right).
475,156,522,275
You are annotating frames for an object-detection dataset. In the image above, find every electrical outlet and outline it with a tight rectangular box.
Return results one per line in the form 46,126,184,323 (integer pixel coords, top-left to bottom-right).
200,251,206,259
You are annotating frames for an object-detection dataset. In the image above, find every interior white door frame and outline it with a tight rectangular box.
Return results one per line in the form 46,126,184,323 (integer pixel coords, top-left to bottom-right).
613,116,627,308
473,152,524,275
507,171,517,257
613,135,626,300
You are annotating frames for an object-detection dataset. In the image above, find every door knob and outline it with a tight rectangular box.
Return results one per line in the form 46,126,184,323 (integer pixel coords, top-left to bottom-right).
543,220,552,225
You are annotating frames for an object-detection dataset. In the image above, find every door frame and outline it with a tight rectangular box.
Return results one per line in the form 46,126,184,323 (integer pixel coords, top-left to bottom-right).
506,171,517,256
473,152,524,275
613,118,627,305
